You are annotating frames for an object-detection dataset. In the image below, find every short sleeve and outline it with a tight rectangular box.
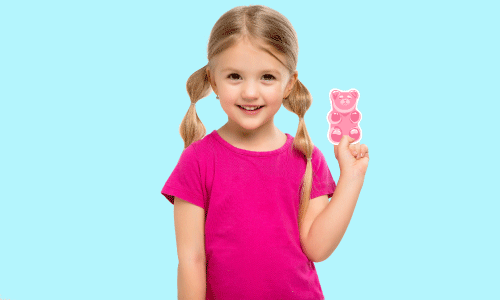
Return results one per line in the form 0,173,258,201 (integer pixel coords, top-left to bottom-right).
160,144,205,209
310,146,337,199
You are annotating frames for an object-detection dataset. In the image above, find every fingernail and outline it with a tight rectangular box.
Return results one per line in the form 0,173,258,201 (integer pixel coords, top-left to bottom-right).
353,151,357,156
361,153,364,157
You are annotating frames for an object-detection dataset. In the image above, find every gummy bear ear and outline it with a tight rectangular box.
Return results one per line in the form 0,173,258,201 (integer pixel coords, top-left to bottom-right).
330,90,340,101
349,89,359,100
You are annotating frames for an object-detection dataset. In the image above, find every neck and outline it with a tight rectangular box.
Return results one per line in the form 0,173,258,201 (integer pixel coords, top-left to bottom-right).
218,122,285,152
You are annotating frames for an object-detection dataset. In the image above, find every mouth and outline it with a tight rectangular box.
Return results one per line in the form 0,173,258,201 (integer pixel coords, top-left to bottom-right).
237,105,265,111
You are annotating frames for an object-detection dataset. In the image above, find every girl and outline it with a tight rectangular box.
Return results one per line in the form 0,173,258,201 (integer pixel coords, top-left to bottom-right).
161,5,369,300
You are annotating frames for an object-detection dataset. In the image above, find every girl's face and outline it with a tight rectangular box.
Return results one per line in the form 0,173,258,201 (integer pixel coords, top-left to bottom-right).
207,37,298,135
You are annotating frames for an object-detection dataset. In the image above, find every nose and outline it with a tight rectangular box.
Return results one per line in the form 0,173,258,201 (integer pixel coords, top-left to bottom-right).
241,80,259,100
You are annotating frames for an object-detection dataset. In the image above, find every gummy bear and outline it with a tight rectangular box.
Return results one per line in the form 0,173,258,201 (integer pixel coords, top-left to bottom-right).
326,88,362,145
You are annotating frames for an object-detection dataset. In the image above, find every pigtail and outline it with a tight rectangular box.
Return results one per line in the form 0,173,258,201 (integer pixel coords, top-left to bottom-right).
282,78,314,240
179,65,212,149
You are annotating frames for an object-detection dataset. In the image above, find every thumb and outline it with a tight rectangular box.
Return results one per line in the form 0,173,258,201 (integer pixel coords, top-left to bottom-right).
339,135,355,149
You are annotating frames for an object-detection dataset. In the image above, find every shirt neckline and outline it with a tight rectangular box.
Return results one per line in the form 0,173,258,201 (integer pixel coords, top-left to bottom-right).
211,129,293,157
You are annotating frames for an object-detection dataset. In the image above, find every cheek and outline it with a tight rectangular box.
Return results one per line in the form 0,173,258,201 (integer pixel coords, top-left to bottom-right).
219,85,239,98
220,99,235,110
269,86,285,100
264,89,285,109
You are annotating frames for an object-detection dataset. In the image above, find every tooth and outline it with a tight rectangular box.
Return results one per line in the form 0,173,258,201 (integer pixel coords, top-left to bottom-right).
242,106,260,111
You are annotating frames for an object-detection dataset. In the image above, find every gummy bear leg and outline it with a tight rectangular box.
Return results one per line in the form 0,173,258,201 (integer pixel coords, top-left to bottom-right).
329,126,342,144
349,127,361,142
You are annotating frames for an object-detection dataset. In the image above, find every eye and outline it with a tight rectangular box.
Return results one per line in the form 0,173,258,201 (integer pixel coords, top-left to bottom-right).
227,73,241,80
262,74,276,81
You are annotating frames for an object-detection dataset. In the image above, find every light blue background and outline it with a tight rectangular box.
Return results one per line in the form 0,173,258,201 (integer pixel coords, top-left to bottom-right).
1,0,498,299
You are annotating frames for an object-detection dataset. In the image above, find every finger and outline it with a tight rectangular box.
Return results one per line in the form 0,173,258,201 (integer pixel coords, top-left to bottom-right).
354,143,361,158
349,142,361,158
360,144,368,157
339,135,355,150
349,144,357,157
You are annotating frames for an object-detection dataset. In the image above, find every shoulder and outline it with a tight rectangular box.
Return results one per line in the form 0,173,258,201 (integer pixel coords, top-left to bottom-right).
287,136,329,169
177,131,220,171
177,135,208,166
311,145,331,174
287,135,326,160
185,131,216,156
312,145,326,161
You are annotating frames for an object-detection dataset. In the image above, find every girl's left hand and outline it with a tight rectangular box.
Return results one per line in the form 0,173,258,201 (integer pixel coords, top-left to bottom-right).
334,135,370,178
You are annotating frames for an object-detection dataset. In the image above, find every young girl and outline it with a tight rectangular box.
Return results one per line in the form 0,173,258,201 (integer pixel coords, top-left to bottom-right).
161,5,369,300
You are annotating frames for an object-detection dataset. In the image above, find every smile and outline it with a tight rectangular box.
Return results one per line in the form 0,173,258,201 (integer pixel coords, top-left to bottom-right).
237,105,264,111
237,105,264,114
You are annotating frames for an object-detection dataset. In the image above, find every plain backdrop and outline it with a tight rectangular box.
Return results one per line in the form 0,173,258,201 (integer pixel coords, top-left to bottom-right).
1,0,498,299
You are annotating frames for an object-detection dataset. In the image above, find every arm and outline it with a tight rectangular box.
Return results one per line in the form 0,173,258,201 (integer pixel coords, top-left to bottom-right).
305,173,365,262
178,260,206,300
174,196,207,299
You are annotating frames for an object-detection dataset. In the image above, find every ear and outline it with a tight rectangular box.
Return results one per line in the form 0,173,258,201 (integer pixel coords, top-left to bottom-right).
284,70,298,98
330,89,340,101
349,89,359,100
206,67,218,95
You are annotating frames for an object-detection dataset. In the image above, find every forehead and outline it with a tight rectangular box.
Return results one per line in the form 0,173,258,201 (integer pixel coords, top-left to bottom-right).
214,37,288,74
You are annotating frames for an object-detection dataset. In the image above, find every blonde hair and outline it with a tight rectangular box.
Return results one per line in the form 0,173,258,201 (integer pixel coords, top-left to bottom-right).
179,5,314,249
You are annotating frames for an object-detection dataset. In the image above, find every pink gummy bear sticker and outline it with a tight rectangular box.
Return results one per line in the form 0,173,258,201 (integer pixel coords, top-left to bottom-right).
326,88,362,145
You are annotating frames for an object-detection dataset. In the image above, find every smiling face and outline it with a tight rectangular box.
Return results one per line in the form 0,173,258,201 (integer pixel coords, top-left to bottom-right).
206,36,298,136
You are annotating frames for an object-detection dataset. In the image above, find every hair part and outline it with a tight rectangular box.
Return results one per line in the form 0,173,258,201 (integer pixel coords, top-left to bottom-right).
179,5,315,252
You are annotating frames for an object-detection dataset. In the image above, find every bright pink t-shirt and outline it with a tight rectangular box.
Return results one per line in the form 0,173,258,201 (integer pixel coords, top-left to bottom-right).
161,130,336,300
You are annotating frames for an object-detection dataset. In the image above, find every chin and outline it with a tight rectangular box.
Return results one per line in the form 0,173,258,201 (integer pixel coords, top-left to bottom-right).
238,125,261,132
245,121,273,131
